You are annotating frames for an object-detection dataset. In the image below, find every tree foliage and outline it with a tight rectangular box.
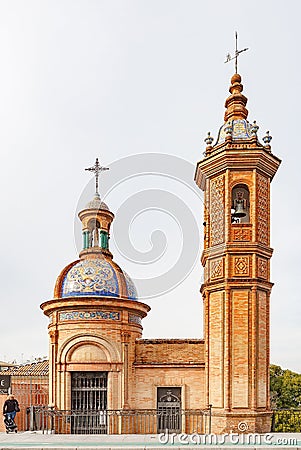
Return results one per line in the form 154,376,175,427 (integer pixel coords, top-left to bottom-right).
270,364,301,432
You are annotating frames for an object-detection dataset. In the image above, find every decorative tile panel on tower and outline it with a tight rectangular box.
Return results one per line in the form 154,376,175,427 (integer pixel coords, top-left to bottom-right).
210,175,225,246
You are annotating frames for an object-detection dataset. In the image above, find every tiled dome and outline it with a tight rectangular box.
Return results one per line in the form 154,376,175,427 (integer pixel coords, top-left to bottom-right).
57,258,138,300
216,119,253,144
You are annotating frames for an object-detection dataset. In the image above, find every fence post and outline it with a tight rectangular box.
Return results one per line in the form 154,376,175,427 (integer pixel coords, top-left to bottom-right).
208,404,212,434
42,407,45,434
271,411,275,432
29,405,34,431
51,407,54,434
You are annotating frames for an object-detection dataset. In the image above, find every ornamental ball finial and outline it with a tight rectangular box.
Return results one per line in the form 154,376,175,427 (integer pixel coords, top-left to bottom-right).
231,73,241,84
204,132,214,146
251,120,259,135
263,130,272,145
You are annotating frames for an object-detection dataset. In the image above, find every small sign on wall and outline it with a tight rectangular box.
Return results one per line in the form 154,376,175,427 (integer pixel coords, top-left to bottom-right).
0,375,11,394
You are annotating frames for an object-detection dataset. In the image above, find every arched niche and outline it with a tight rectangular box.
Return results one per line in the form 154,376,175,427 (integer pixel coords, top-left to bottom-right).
66,343,108,363
59,334,121,365
231,184,250,223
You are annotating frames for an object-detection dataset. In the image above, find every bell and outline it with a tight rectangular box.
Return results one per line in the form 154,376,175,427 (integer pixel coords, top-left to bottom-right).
232,200,247,218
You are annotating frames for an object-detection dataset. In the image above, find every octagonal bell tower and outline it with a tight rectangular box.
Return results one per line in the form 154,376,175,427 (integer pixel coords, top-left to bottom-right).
195,74,281,433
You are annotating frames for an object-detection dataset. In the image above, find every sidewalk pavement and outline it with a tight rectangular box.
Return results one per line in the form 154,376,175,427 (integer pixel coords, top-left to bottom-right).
0,432,300,449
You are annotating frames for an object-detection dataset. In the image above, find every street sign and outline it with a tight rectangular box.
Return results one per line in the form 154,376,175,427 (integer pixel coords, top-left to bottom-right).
0,375,11,393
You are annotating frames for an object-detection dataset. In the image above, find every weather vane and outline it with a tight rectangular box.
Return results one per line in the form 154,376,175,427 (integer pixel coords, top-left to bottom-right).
225,32,249,73
85,158,109,196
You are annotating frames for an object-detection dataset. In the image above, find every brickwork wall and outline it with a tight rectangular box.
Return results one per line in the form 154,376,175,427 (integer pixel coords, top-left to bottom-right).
231,289,249,408
133,366,206,410
208,292,224,408
257,290,268,408
135,339,205,364
133,339,206,410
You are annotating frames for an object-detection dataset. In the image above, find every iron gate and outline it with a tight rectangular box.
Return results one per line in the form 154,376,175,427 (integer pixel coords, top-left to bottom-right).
71,372,107,434
157,387,181,433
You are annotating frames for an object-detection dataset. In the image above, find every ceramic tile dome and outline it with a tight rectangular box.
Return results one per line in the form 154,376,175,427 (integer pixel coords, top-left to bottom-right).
58,258,138,300
216,118,253,144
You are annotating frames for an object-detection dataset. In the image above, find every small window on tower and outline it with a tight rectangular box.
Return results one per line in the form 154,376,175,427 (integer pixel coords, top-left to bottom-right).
87,218,101,247
231,184,250,223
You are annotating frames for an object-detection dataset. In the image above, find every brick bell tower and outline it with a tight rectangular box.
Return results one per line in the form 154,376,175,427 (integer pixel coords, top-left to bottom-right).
195,73,281,433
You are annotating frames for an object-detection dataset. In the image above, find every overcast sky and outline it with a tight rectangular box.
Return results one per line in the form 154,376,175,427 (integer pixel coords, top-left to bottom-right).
0,0,300,373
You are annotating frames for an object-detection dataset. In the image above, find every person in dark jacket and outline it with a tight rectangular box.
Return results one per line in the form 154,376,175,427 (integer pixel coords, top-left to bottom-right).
3,395,19,422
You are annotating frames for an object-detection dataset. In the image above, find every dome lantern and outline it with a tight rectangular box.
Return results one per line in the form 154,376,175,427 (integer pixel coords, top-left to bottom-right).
78,193,114,258
79,158,113,257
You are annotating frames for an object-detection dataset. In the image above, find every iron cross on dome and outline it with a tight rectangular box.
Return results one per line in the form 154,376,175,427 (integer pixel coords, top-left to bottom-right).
85,158,109,196
225,32,249,73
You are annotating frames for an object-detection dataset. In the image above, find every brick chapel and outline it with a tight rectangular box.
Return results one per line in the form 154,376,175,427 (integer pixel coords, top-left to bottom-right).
40,72,281,434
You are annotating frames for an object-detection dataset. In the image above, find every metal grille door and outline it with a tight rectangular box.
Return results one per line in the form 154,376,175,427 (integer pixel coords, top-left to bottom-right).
71,372,107,434
157,387,181,433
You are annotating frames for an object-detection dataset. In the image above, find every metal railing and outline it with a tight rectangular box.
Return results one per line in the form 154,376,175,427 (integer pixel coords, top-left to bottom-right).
25,406,301,434
271,409,301,432
30,407,211,435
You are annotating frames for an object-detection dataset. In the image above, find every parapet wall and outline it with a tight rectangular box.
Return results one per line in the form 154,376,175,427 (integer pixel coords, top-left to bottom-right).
135,338,205,365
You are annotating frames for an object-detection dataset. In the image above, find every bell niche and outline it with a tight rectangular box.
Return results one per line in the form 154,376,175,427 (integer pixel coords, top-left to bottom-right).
231,184,250,223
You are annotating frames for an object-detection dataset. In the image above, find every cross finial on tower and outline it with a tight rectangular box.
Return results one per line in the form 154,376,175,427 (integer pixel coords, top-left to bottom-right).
225,32,249,73
85,158,109,197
